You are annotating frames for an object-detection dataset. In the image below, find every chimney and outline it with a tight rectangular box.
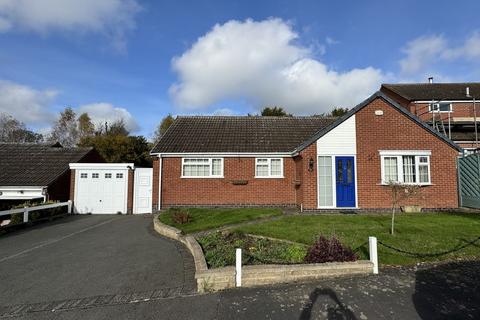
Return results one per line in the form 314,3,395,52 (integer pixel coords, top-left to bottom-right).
428,77,433,84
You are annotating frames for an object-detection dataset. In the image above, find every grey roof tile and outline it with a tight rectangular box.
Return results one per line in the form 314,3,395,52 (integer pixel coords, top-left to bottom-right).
0,143,96,186
382,83,480,101
151,116,336,153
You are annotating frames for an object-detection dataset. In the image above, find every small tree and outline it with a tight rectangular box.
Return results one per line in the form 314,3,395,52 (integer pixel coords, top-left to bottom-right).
153,114,174,142
78,113,95,140
328,107,349,117
388,182,422,235
260,106,291,117
49,107,79,147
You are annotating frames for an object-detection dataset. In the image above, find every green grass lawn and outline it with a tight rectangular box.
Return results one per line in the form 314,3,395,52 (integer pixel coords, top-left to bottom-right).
235,213,480,266
158,207,283,234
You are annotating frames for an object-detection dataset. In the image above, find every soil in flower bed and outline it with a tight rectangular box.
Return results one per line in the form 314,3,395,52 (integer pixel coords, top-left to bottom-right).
197,231,307,268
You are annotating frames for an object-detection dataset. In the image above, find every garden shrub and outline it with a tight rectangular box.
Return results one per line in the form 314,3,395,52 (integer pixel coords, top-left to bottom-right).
6,201,65,226
198,231,308,268
170,208,191,224
304,235,358,264
9,213,24,225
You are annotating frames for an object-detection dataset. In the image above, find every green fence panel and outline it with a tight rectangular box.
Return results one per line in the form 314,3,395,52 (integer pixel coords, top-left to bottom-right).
458,154,480,208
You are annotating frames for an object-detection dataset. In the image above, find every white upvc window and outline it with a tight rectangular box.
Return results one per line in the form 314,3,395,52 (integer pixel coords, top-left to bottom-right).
255,158,283,178
429,102,452,113
380,151,431,185
182,158,223,178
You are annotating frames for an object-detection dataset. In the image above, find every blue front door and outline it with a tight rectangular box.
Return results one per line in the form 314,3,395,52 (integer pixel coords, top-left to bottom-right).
336,156,356,207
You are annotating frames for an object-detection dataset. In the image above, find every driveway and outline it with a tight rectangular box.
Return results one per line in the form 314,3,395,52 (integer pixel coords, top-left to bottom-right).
0,215,195,317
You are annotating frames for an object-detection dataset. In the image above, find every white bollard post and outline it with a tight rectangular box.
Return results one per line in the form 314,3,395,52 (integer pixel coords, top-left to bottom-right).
235,248,242,287
369,236,379,274
23,207,29,223
67,200,73,214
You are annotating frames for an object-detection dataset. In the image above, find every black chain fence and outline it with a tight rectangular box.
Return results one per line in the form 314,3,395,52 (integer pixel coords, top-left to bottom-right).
377,236,480,258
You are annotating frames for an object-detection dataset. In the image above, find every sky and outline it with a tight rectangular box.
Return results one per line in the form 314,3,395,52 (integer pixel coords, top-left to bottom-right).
1,0,480,139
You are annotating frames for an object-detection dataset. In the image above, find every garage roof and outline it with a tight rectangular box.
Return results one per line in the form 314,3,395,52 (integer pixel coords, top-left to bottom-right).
0,143,98,187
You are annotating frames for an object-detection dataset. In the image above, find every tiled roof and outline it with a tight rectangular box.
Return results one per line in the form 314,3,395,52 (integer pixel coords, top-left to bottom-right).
0,143,96,186
151,116,337,153
381,83,480,101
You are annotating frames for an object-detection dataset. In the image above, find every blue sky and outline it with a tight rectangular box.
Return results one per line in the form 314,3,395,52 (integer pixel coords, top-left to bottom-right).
1,0,480,139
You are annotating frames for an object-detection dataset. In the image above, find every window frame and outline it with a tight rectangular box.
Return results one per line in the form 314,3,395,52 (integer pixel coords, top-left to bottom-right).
181,158,224,178
255,158,284,178
429,102,452,113
380,151,431,186
80,173,88,179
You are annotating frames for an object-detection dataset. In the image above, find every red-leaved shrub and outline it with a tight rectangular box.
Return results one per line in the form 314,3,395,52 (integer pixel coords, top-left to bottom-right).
304,235,358,263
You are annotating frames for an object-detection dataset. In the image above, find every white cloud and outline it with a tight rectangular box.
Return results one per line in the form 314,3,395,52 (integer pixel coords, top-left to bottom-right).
399,35,447,75
0,80,57,126
211,108,238,116
400,32,480,75
77,102,138,132
0,0,141,51
169,18,384,114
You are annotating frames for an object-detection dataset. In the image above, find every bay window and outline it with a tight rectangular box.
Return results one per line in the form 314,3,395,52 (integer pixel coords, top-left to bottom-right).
380,151,431,185
182,158,223,178
255,158,283,178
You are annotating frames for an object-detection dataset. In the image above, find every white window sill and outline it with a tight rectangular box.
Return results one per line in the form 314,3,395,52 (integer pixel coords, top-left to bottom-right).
254,176,284,179
378,182,432,186
181,176,224,179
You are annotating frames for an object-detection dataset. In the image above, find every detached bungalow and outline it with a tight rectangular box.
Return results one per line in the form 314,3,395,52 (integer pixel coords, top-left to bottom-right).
151,91,461,211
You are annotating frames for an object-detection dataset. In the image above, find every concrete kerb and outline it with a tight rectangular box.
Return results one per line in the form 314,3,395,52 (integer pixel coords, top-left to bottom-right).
152,216,375,293
153,215,207,272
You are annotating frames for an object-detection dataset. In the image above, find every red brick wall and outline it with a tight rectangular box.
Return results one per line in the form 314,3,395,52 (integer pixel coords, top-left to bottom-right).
127,169,134,214
69,169,75,201
152,157,160,211
296,143,317,209
408,102,480,122
356,97,459,209
161,157,298,207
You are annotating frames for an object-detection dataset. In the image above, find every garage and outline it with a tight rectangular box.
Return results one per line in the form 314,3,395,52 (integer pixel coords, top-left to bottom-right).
70,163,134,214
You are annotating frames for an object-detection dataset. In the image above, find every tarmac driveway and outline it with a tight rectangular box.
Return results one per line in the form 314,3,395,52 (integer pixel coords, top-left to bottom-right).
0,215,195,315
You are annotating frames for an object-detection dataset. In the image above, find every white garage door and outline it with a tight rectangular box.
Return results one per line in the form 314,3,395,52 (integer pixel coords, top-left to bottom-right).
75,169,129,214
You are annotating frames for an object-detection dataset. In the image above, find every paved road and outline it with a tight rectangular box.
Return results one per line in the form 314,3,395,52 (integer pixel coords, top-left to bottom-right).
0,215,195,316
1,216,478,319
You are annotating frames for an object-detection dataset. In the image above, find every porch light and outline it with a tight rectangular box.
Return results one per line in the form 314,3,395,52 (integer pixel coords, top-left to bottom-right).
308,157,315,172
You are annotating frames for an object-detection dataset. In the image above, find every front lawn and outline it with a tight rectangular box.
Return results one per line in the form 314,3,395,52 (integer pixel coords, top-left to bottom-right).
158,207,283,234
236,213,480,266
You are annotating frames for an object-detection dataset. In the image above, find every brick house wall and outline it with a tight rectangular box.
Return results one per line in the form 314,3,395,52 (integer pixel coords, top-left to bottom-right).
127,169,134,214
160,157,298,207
408,102,480,122
355,97,459,209
296,143,317,209
68,169,75,201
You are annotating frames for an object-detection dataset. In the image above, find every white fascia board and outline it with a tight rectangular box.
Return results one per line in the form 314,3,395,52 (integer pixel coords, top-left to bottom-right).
155,152,293,158
69,163,135,170
0,186,45,190
413,100,474,103
378,150,432,156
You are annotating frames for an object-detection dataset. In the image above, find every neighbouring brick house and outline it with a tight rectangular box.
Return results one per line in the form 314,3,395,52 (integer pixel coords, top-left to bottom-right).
0,142,104,209
151,91,462,211
381,82,480,151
